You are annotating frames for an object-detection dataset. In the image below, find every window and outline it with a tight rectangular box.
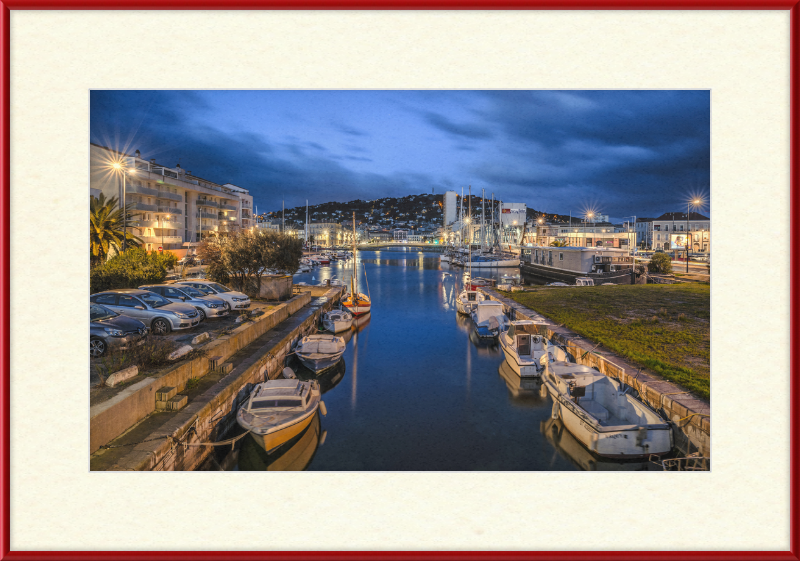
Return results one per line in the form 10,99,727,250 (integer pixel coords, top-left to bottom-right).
680,225,684,231
90,304,117,321
138,292,171,308
93,294,116,305
117,295,141,308
559,253,564,261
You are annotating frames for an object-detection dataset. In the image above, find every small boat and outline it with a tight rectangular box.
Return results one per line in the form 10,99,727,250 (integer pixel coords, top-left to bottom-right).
470,300,508,338
294,334,346,372
236,378,326,454
456,289,484,315
575,277,595,286
542,362,673,458
468,277,496,291
295,265,311,274
238,412,323,471
343,212,372,317
499,320,572,377
547,282,570,287
322,308,354,333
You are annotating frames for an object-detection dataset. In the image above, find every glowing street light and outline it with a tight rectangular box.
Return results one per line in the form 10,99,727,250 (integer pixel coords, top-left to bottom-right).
686,197,704,272
109,160,136,253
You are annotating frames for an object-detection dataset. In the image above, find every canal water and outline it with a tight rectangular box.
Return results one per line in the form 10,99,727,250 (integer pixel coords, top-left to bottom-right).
200,248,659,471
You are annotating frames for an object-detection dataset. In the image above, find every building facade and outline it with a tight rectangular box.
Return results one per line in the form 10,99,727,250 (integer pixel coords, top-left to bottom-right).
650,212,710,252
443,190,458,226
90,144,254,253
307,222,344,246
535,222,630,248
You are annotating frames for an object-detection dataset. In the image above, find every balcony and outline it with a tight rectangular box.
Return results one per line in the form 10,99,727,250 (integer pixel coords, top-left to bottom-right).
220,203,237,211
141,236,183,244
158,206,182,215
197,199,219,209
131,202,159,212
156,191,182,202
138,220,183,230
199,212,218,220
127,184,161,197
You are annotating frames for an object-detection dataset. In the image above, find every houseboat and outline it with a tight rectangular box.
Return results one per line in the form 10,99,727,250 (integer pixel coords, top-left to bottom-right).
520,247,638,285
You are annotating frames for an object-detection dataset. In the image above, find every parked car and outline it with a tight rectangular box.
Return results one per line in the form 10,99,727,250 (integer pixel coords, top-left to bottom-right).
177,255,204,266
90,303,148,358
90,289,201,335
139,284,229,320
173,280,251,310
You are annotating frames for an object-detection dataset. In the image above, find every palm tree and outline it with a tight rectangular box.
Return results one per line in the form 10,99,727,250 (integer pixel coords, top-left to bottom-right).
549,239,569,247
90,193,142,265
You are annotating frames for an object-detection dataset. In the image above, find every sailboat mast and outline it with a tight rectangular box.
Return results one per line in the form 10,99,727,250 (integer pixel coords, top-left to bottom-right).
352,212,357,296
491,192,495,251
481,189,485,253
459,187,464,247
305,200,308,248
468,185,472,281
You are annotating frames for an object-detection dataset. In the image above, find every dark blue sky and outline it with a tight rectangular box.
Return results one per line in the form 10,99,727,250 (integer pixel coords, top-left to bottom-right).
90,90,710,221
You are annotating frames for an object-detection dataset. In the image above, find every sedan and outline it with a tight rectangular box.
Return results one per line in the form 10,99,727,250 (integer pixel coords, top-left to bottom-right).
139,284,229,321
90,289,201,335
90,303,148,357
173,280,251,310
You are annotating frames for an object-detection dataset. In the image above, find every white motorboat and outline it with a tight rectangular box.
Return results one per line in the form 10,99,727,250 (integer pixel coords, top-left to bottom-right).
456,289,484,315
322,309,354,333
236,378,326,454
295,264,311,274
542,362,673,458
294,334,346,373
499,320,572,377
575,277,595,286
470,300,508,338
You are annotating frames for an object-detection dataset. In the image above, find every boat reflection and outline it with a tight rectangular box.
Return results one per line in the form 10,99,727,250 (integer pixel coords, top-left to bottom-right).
295,359,346,395
540,416,658,471
497,360,547,406
339,312,371,344
238,412,323,471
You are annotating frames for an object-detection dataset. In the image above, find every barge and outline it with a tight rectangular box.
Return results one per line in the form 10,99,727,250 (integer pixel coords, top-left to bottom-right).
520,247,640,285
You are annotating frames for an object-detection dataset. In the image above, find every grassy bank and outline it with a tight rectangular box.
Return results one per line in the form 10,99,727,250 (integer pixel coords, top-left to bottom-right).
506,284,710,399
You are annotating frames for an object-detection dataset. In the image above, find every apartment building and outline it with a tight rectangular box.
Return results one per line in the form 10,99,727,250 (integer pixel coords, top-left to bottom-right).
90,143,254,252
650,212,710,252
535,221,630,248
307,222,344,247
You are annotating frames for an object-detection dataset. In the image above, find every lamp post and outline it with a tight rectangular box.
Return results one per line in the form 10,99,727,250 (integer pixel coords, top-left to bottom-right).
584,211,594,247
687,198,701,272
111,162,136,254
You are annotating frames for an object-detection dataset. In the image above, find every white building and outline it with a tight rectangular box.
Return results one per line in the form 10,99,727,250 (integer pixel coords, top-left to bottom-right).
500,202,526,228
90,143,254,253
443,190,458,226
650,212,710,252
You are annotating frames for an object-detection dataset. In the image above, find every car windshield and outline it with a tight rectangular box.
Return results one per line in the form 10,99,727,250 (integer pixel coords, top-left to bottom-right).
90,303,117,321
189,284,214,295
138,292,171,308
181,287,204,297
208,283,230,293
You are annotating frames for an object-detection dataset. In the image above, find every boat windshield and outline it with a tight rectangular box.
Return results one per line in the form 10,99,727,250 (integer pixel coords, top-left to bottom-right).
251,399,301,409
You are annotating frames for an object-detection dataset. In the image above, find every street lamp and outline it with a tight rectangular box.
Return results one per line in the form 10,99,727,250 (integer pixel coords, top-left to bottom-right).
584,211,595,247
161,214,170,251
111,161,136,254
687,198,702,272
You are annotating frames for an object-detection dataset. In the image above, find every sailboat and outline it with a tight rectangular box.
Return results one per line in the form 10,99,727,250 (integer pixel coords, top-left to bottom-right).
342,212,372,316
456,186,484,314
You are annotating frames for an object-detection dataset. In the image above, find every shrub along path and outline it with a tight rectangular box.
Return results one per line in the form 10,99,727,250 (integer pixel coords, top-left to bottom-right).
506,284,710,400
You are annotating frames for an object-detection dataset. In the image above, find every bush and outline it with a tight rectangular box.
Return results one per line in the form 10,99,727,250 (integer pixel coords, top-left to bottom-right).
648,252,672,274
90,248,178,293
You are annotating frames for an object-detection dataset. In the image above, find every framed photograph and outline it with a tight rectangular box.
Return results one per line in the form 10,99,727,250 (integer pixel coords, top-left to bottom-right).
1,1,797,559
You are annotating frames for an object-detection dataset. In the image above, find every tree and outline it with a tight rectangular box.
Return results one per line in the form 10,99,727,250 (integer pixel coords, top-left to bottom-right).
308,234,315,246
90,248,177,293
648,252,672,274
90,193,142,265
549,240,568,247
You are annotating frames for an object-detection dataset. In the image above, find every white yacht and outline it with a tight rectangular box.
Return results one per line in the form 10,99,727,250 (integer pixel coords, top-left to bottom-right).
322,309,354,334
294,334,346,373
456,289,484,315
542,362,673,458
236,378,325,454
470,300,507,338
499,320,572,377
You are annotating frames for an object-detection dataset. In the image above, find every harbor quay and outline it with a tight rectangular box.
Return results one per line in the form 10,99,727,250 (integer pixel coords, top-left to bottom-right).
90,285,344,471
479,287,710,457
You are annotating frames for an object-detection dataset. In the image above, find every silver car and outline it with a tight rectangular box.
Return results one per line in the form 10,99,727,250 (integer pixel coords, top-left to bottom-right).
90,289,201,335
174,280,251,310
139,284,229,321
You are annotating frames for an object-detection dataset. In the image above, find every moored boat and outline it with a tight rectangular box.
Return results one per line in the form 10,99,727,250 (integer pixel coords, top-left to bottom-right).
499,320,572,377
470,300,507,338
343,212,372,317
236,378,325,454
542,362,673,458
294,334,346,373
322,308,354,333
456,289,484,315
521,246,639,285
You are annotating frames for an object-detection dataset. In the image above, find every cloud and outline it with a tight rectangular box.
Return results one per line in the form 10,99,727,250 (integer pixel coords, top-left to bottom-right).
421,111,494,140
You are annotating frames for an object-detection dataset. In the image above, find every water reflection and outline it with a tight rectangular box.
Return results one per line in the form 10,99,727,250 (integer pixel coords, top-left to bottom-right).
540,417,658,471
238,413,323,471
497,360,547,406
295,359,347,395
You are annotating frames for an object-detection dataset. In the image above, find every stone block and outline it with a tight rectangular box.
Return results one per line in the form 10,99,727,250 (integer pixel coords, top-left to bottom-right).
105,366,138,388
208,355,223,371
155,386,177,402
156,401,169,411
168,345,193,361
191,332,210,345
167,395,188,411
219,362,233,374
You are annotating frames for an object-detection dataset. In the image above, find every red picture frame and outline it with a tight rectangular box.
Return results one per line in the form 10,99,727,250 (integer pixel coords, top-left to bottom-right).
1,2,797,560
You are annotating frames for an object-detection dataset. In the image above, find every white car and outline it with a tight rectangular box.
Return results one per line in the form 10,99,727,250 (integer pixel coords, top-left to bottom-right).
173,280,251,310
